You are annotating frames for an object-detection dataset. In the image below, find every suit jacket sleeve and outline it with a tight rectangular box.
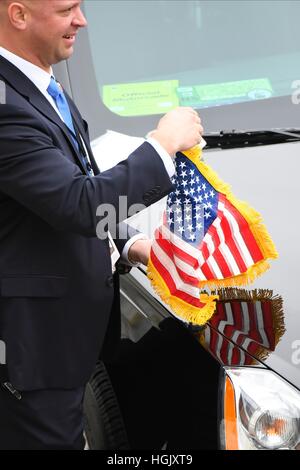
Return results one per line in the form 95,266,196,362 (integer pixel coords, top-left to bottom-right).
0,104,173,236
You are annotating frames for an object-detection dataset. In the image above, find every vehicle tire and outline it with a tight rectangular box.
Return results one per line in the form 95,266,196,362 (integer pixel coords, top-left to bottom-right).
83,360,130,450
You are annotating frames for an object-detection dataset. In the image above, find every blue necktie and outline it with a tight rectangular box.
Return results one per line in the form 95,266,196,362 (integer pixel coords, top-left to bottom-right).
47,77,93,175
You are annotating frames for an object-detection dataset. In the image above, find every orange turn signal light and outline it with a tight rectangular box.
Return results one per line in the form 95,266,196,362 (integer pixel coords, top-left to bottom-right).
224,376,239,450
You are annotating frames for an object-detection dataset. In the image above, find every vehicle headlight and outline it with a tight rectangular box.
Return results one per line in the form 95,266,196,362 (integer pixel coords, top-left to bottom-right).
220,368,300,450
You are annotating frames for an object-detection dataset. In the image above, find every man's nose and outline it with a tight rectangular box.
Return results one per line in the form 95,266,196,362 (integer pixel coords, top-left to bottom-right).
73,8,88,28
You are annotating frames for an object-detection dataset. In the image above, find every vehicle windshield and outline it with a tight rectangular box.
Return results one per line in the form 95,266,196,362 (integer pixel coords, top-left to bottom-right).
83,0,300,132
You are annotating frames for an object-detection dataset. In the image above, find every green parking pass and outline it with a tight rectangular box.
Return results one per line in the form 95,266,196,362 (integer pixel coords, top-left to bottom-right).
102,80,179,116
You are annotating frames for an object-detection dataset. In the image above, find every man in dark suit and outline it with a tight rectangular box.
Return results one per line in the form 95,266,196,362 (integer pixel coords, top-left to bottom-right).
0,0,203,449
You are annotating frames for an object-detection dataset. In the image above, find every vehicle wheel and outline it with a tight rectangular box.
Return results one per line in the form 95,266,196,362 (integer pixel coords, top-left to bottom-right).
83,361,130,450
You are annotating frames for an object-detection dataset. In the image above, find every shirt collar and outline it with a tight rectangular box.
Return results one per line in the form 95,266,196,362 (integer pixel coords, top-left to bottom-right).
0,46,53,93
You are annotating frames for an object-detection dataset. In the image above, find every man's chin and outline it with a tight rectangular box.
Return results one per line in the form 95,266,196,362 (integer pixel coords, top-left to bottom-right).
63,45,74,58
53,48,74,64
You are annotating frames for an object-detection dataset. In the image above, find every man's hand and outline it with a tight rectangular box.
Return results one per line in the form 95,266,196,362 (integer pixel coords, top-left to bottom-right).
150,107,203,156
128,238,152,266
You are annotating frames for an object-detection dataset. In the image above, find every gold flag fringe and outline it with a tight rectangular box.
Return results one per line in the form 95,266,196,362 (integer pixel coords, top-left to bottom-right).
182,146,278,289
147,258,218,325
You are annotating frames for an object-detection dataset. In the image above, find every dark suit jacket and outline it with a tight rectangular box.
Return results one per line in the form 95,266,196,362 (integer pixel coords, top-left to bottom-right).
0,55,173,390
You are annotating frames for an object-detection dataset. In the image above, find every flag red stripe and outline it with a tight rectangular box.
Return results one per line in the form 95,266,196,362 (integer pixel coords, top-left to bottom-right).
251,301,271,348
230,301,262,349
246,301,262,344
200,239,210,260
150,249,205,308
156,236,201,285
200,225,221,272
200,202,252,278
222,195,264,263
201,262,215,280
230,301,251,348
212,247,233,278
202,228,232,278
247,342,261,356
218,208,248,273
244,355,254,365
176,266,201,286
257,301,275,349
231,346,241,365
231,301,245,333
212,304,225,324
158,227,199,268
220,339,230,363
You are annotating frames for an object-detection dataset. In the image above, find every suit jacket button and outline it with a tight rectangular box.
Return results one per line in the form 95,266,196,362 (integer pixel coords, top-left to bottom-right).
106,276,114,287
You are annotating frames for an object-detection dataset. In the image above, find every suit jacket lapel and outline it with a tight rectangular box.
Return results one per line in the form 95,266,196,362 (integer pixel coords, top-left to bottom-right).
67,97,100,175
28,91,86,163
0,55,88,174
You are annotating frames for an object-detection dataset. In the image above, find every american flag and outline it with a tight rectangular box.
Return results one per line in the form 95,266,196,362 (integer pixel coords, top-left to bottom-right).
198,290,285,365
148,147,278,325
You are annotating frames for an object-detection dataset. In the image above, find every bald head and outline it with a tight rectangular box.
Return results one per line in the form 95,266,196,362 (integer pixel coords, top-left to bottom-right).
0,0,32,19
0,0,10,19
0,1,56,24
0,0,87,72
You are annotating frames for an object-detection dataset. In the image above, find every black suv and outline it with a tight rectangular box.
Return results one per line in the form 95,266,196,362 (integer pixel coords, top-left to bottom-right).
54,0,300,450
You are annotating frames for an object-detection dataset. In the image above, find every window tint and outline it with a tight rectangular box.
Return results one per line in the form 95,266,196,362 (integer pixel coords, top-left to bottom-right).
84,0,300,118
66,1,300,139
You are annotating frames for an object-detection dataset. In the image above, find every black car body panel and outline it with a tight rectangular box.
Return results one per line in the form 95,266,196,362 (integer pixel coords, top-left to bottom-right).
53,0,300,449
123,140,300,391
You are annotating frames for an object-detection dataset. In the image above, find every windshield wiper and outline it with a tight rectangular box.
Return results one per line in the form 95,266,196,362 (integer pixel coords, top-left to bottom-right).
203,128,300,149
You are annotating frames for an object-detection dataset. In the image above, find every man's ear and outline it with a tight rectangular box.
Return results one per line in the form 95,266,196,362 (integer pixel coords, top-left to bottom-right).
7,2,29,30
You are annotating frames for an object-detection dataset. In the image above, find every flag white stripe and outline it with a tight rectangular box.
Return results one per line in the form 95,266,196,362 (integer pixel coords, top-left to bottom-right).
207,255,223,279
213,217,241,275
255,301,270,348
217,302,234,335
198,269,207,281
233,302,251,348
160,225,207,280
152,241,201,298
198,253,209,280
220,244,240,276
221,203,254,267
239,348,246,365
194,251,207,280
204,233,224,279
173,255,202,280
160,225,200,260
206,234,215,256
241,302,252,347
218,201,251,267
201,216,242,278
227,342,234,365
198,252,205,266
204,232,231,279
215,333,224,362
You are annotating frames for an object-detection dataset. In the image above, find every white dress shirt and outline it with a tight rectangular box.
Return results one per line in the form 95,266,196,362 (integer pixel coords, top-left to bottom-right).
0,46,175,266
